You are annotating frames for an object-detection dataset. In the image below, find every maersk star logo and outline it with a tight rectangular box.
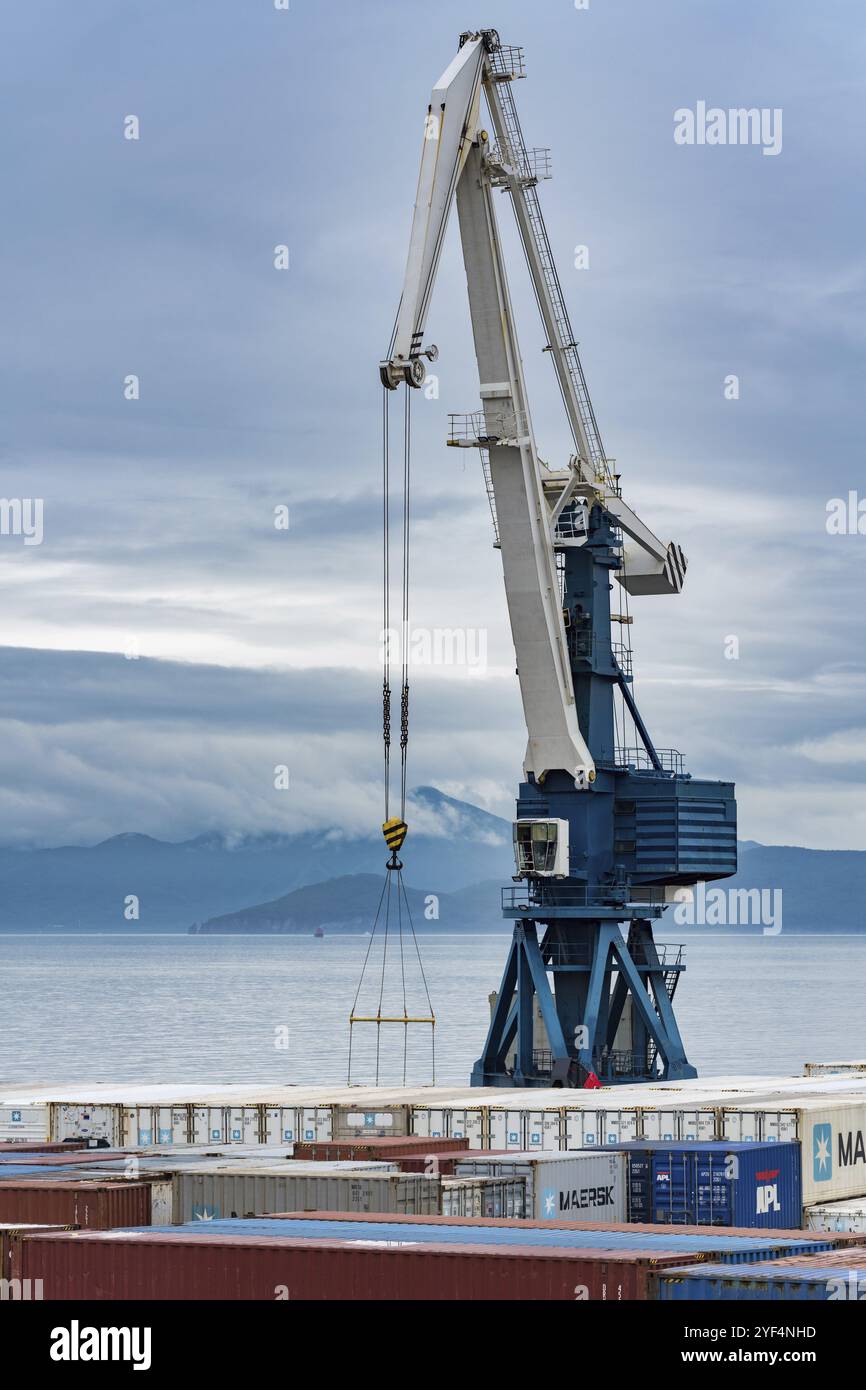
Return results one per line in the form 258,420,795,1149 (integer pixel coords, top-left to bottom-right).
542,1188,556,1217
813,1123,832,1182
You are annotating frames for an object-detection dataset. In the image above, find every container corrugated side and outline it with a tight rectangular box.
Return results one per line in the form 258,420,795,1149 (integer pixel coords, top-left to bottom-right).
440,1177,527,1219
0,1223,71,1282
0,1105,48,1145
0,1181,152,1230
15,1230,699,1300
173,1169,441,1223
454,1151,627,1223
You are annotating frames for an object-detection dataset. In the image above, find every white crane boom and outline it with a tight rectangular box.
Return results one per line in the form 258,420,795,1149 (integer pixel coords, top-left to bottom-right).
380,32,686,784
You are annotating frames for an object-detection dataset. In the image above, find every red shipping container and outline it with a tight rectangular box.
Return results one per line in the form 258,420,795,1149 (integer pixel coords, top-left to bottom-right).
14,1230,697,1301
394,1149,510,1175
0,1224,71,1281
0,1150,120,1169
291,1137,469,1162
0,1181,151,1230
0,1143,86,1155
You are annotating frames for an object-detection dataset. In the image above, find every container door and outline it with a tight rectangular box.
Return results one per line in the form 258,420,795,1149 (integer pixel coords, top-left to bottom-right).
776,1112,799,1142
150,1179,173,1225
564,1109,598,1148
490,1110,524,1150
452,1108,485,1147
411,1107,431,1137
525,1111,545,1150
227,1107,259,1144
488,1110,507,1149
654,1110,680,1143
300,1107,332,1141
195,1107,227,1143
135,1107,156,1146
541,1111,561,1151
264,1106,297,1144
55,1104,120,1145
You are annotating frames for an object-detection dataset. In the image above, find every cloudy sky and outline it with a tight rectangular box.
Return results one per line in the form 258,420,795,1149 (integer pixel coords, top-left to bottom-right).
1,0,864,849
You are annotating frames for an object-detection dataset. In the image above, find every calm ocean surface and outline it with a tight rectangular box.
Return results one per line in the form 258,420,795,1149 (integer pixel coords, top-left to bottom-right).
0,932,862,1087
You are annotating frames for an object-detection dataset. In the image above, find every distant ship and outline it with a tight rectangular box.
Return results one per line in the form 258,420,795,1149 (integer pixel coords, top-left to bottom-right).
313,926,324,939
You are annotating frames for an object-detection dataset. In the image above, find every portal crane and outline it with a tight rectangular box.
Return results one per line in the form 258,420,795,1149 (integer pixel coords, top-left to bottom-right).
380,31,736,1087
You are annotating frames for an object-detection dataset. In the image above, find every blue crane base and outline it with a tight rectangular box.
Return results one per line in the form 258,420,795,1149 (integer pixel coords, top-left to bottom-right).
470,917,697,1088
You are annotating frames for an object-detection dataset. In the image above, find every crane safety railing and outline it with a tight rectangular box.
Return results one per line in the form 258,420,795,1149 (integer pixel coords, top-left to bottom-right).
486,42,526,81
487,143,551,186
502,884,669,915
614,747,685,775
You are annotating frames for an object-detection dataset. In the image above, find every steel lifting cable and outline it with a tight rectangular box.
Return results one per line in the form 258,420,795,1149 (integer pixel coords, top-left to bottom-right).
382,385,392,822
399,385,411,819
347,381,434,1084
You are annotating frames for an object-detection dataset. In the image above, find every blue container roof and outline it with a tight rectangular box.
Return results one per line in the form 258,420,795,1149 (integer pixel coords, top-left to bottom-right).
123,1218,834,1261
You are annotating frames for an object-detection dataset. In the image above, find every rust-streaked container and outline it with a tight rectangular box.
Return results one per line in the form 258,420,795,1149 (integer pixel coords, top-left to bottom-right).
14,1229,697,1300
0,1223,71,1280
291,1137,469,1162
0,1181,152,1230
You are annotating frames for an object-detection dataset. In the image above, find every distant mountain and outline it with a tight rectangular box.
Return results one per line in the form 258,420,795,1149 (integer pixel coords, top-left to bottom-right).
193,873,509,934
0,787,512,932
0,787,863,934
699,844,866,934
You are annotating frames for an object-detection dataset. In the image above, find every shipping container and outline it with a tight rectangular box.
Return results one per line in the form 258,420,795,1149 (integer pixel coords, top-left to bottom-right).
454,1150,627,1223
291,1137,468,1162
652,1257,866,1301
0,1180,152,1230
721,1098,866,1205
440,1177,527,1219
0,1105,48,1145
0,1142,84,1154
215,1212,841,1264
805,1061,866,1078
613,1141,802,1228
14,1229,698,1300
172,1168,442,1223
410,1105,486,1147
0,1223,71,1286
805,1199,866,1234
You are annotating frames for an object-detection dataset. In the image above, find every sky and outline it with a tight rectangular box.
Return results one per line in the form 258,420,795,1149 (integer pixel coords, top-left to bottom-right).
0,0,864,849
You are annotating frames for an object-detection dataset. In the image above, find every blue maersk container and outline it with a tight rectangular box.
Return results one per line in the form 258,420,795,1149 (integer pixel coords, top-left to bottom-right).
654,1260,866,1301
122,1217,836,1265
609,1142,802,1228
